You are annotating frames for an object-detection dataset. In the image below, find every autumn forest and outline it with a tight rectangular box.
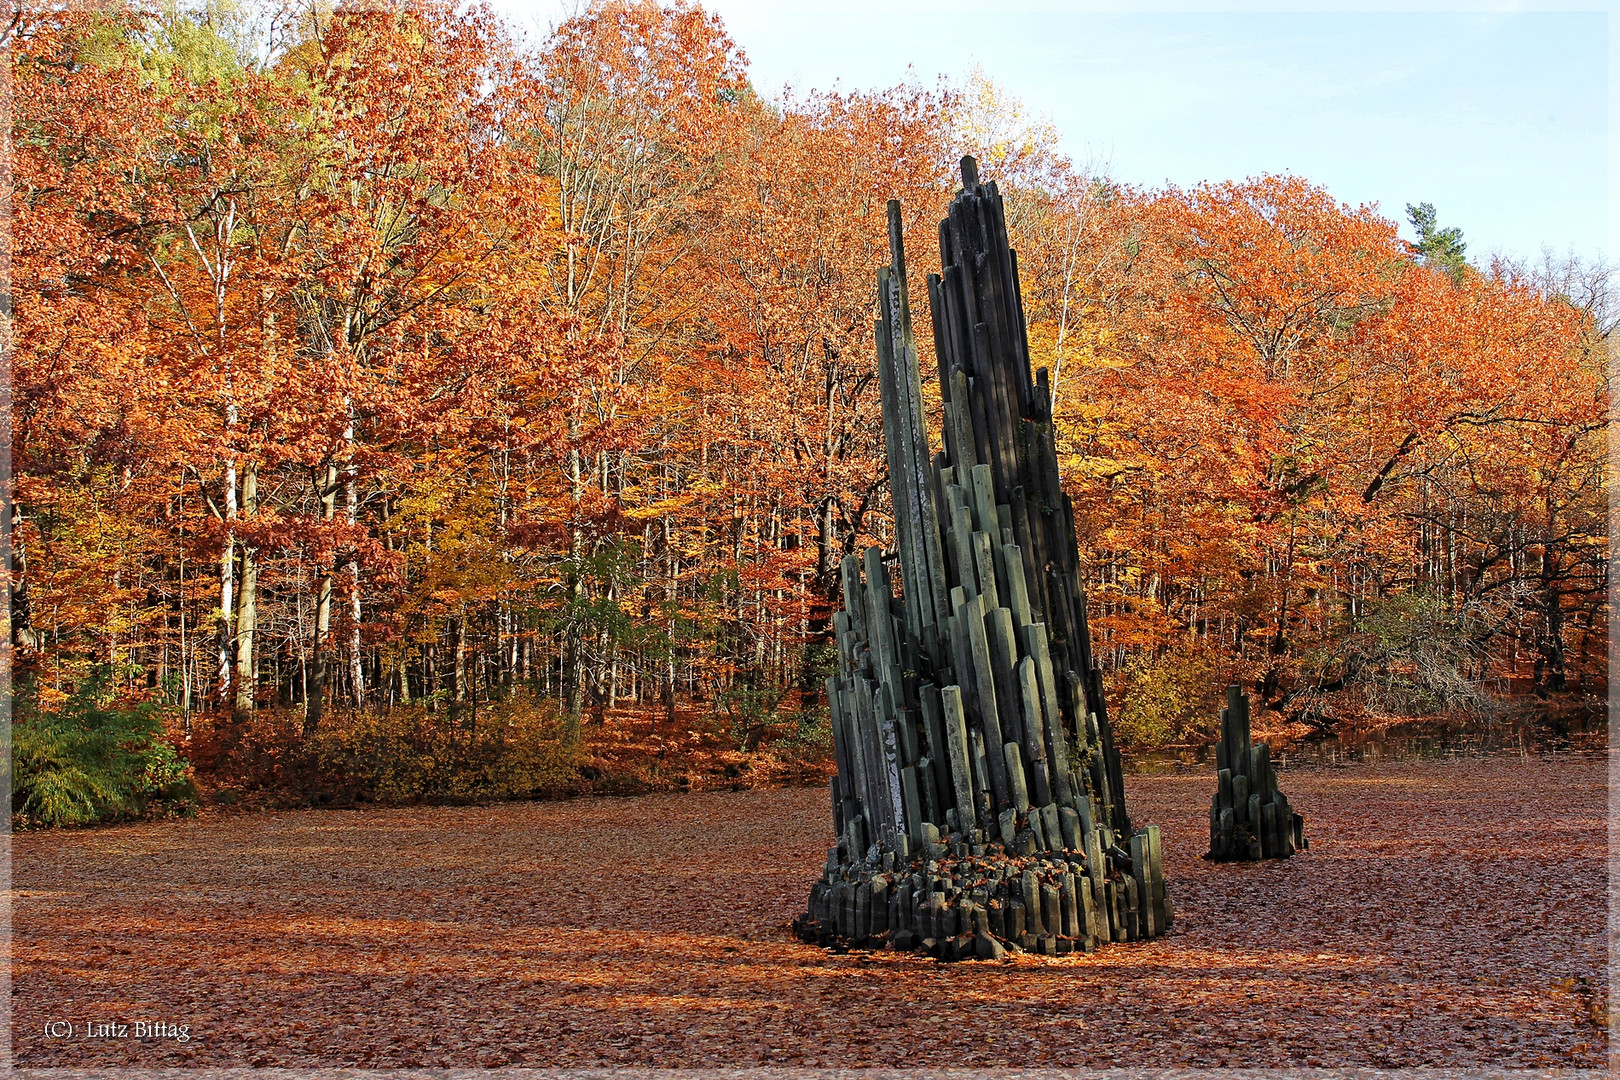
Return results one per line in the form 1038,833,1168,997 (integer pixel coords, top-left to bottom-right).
12,2,1610,819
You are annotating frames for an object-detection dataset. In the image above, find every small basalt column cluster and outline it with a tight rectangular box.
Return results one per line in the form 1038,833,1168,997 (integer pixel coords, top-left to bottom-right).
793,158,1170,960
1207,685,1307,861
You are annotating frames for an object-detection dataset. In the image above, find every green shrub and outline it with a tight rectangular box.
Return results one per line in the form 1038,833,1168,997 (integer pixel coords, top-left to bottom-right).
712,683,784,751
1111,645,1224,750
787,702,832,752
12,670,197,827
306,690,580,804
1342,590,1492,717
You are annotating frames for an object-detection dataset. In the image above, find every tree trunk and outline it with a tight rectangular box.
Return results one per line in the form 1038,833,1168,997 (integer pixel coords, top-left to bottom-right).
346,407,363,707
232,464,258,720
304,462,338,734
455,610,469,703
563,408,584,718
347,559,363,706
1539,557,1567,694
8,496,38,655
217,454,238,705
660,513,677,728
424,643,437,712
177,489,191,726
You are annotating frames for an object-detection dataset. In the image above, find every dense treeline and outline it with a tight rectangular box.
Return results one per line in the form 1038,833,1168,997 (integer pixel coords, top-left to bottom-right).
12,1,1608,769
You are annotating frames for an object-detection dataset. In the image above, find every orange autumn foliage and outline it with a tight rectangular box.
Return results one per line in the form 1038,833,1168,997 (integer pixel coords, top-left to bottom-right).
10,1,1606,779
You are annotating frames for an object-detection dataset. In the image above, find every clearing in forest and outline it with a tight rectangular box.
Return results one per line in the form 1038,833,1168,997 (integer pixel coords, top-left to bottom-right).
12,754,1607,1070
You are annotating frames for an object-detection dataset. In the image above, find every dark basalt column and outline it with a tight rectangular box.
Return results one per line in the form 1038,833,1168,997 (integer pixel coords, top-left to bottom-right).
794,158,1170,959
1207,684,1307,861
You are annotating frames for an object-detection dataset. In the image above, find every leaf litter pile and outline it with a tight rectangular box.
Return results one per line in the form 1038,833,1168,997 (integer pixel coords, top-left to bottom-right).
13,753,1607,1068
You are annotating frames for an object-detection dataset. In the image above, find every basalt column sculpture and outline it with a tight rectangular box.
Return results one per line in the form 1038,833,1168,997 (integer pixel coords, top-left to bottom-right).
794,158,1170,960
1206,685,1307,861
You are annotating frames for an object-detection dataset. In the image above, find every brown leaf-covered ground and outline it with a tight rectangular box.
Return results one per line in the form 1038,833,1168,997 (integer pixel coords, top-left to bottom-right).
12,754,1608,1069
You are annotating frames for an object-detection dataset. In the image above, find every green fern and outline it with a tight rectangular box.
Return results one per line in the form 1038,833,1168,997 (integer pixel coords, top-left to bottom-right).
12,669,196,827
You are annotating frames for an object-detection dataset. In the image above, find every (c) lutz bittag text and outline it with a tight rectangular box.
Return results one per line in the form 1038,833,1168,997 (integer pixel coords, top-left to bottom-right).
45,1019,192,1042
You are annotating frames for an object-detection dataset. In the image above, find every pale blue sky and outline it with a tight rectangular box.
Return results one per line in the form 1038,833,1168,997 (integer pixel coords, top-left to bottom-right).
495,2,1613,266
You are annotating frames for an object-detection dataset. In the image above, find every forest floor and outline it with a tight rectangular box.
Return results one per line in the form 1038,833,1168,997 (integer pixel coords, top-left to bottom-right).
12,752,1609,1070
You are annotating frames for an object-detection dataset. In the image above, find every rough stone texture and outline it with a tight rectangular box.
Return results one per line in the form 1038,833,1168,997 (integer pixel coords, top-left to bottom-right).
816,158,1167,957
1208,685,1307,861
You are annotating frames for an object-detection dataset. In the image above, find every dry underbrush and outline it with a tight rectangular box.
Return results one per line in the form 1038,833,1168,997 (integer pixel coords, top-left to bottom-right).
184,691,580,808
182,693,833,809
572,702,835,796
